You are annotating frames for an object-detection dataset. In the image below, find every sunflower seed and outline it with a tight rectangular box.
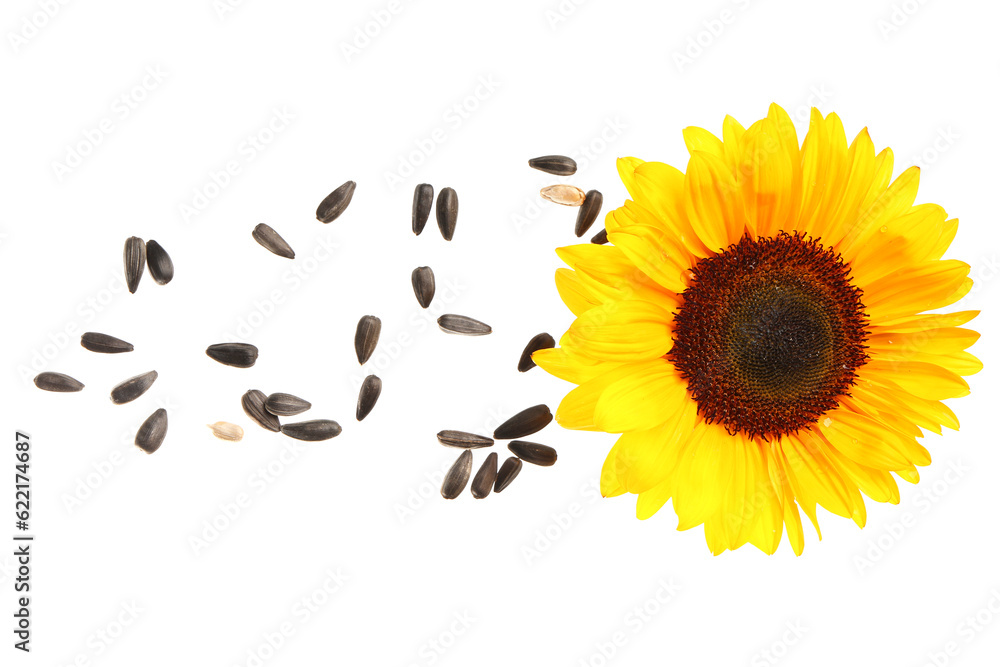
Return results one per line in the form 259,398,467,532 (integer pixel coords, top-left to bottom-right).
528,155,577,176
575,190,604,237
252,223,295,259
135,408,168,454
437,314,491,336
207,421,244,442
354,315,381,365
441,450,473,499
508,440,557,466
81,332,134,354
110,370,158,405
316,180,356,223
280,420,342,441
411,266,435,308
264,393,312,416
540,184,586,207
206,342,258,368
436,430,494,449
123,236,146,294
412,183,434,235
145,240,174,284
493,404,552,439
517,332,555,372
591,228,609,245
356,375,382,421
470,452,498,499
436,187,458,241
242,389,280,432
494,456,522,493
33,372,84,392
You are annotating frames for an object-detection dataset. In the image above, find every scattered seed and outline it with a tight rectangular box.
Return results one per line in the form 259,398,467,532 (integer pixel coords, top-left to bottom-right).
242,389,280,432
356,375,382,421
436,430,494,449
494,456,522,493
441,450,473,499
264,393,312,417
517,333,555,372
471,452,498,499
528,155,577,176
135,408,168,454
81,332,134,354
575,190,604,237
316,180,356,223
123,236,146,294
508,440,557,466
355,315,381,365
436,187,458,240
280,419,342,441
206,343,258,368
412,183,434,235
145,240,174,284
33,372,84,392
411,266,435,308
591,228,609,245
437,314,491,336
207,421,244,442
494,404,552,440
252,223,295,259
110,370,158,405
540,184,586,207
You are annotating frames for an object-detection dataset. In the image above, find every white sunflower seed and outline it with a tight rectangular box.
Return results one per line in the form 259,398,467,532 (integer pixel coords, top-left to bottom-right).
252,223,295,259
33,372,84,392
145,240,174,284
437,430,494,449
411,266,435,308
471,452,498,499
135,408,168,454
110,370,158,405
517,333,555,372
356,375,382,421
508,440,557,466
123,236,146,294
575,190,603,237
81,332,134,354
355,315,381,365
242,389,280,432
494,456,522,493
316,180,356,223
493,404,552,440
264,393,312,416
412,183,434,235
528,155,577,176
206,343,258,368
437,314,491,336
540,184,586,207
441,450,473,499
280,419,342,441
207,421,244,442
436,187,458,241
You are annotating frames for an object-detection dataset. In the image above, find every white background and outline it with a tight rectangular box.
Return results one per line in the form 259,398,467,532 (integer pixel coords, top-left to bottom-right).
2,0,999,665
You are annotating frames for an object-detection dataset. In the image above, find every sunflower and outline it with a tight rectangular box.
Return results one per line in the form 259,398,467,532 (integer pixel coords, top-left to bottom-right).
534,103,981,555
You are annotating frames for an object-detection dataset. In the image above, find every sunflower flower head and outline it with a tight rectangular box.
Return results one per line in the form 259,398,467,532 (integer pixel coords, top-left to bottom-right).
535,103,981,556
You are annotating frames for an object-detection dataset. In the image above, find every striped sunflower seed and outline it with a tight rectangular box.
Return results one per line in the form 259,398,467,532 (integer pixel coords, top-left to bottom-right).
494,456,522,493
517,332,555,372
591,228,609,245
135,408,168,454
206,343,258,368
540,184,586,207
280,419,342,441
207,421,244,442
110,370,158,405
81,332,134,354
316,180,357,223
528,155,577,176
242,389,280,432
411,266,435,308
508,441,557,466
575,190,603,237
33,372,84,392
437,314,491,336
493,404,552,440
412,183,434,235
470,452,498,499
252,223,295,259
437,430,494,449
441,449,473,499
123,236,146,294
436,187,458,241
354,315,381,365
264,393,312,416
145,240,174,285
356,375,382,421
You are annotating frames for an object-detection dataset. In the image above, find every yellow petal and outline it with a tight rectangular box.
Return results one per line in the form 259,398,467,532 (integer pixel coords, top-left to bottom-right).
594,360,688,432
859,359,970,400
608,224,692,293
531,346,618,385
683,125,724,158
737,118,793,237
554,268,600,316
566,300,674,361
683,151,745,252
864,260,972,324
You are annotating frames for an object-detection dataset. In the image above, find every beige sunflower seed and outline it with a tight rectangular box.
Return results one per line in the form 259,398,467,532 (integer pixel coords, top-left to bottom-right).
356,375,382,421
471,452,498,499
33,372,84,392
575,190,604,237
264,393,311,416
110,370,158,405
354,315,381,365
207,421,244,442
528,155,577,176
242,389,280,432
437,430,494,449
316,180,356,223
280,419,342,441
518,333,555,372
508,440,557,466
493,404,552,440
145,240,174,285
436,187,458,241
252,223,295,259
123,236,146,294
81,332,134,354
540,184,586,207
206,343,258,368
412,183,434,235
135,408,168,454
591,228,609,245
411,266,435,308
441,450,473,499
494,456,522,493
437,314,491,336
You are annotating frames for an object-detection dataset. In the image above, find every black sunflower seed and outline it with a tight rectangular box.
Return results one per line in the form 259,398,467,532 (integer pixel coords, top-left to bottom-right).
135,408,168,454
264,392,311,417
591,228,609,245
508,440,558,466
110,370,158,405
436,430,494,449
575,190,604,237
412,183,434,235
280,419,342,441
316,180,356,223
441,450,473,499
528,155,577,176
493,404,552,440
252,223,295,259
242,389,280,432
356,375,382,421
494,456,522,493
517,332,555,372
437,314,491,336
411,266,435,308
471,452,498,499
123,236,146,294
145,240,174,285
81,332,134,354
436,187,458,241
33,372,84,392
206,343,258,368
354,315,381,365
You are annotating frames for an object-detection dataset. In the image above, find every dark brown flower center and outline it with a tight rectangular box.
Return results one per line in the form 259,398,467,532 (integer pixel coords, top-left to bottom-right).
668,233,868,440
